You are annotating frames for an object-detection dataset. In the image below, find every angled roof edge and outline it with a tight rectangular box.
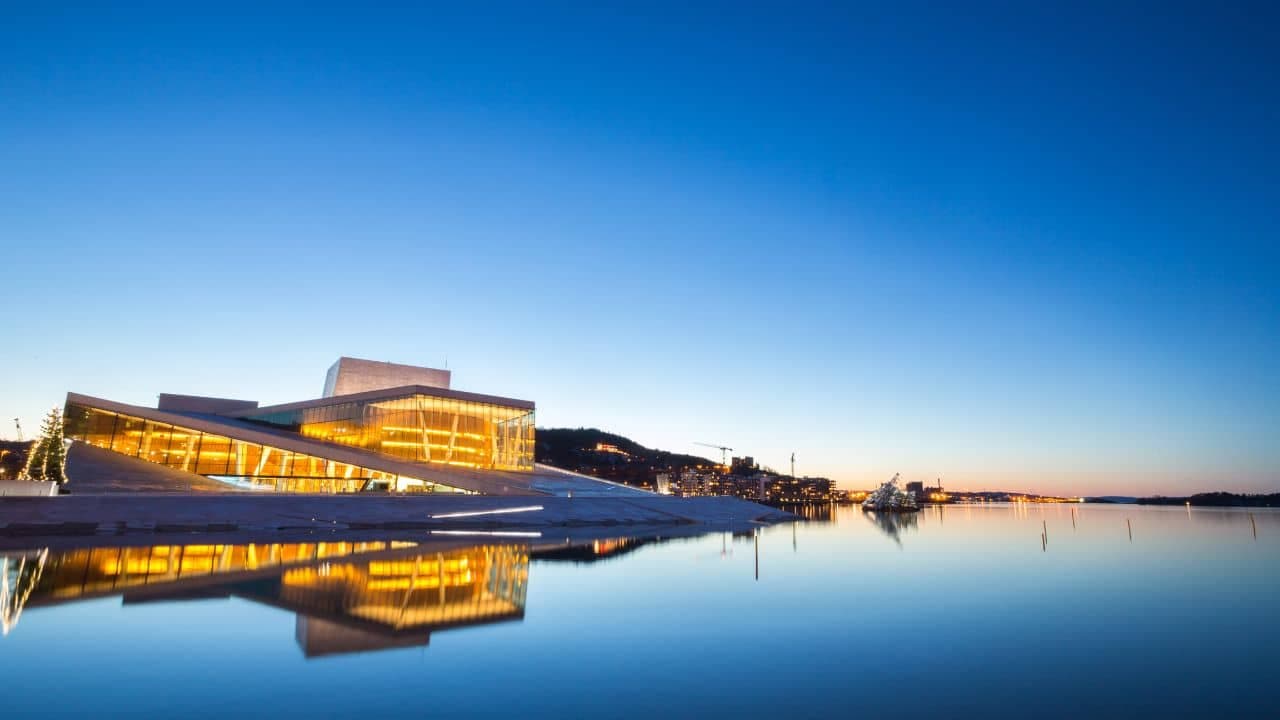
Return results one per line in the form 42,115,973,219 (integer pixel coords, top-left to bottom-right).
225,384,535,417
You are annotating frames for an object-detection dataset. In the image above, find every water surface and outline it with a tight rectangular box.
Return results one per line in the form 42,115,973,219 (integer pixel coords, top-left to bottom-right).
3,503,1277,718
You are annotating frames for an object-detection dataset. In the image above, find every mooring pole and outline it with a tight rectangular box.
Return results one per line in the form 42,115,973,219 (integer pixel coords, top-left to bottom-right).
754,528,759,581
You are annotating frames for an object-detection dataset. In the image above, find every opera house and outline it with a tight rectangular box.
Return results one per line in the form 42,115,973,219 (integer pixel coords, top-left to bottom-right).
62,357,641,497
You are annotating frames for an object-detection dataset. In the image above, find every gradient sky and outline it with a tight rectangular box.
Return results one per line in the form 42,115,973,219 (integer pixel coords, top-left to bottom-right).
2,2,1277,495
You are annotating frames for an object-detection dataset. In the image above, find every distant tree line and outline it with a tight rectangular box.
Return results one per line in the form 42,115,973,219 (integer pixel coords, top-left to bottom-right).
1137,492,1279,507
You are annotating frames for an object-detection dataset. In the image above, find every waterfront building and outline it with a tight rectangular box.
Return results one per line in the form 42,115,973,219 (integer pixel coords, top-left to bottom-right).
60,357,645,497
667,469,835,503
903,478,947,502
763,475,834,503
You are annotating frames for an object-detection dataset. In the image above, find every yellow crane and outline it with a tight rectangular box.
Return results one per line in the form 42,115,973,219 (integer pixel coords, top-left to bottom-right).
694,442,732,467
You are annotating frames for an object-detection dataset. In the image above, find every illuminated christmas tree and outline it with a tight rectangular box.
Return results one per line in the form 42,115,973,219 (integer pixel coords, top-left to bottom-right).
20,408,68,484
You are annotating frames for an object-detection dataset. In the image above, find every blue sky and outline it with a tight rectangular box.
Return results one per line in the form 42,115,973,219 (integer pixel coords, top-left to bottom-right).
2,2,1277,495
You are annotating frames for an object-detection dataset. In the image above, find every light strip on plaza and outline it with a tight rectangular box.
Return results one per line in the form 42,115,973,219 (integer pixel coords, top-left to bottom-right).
429,505,544,519
430,530,543,538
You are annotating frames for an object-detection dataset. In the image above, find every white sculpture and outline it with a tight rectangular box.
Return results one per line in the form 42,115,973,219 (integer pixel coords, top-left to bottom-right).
861,473,919,512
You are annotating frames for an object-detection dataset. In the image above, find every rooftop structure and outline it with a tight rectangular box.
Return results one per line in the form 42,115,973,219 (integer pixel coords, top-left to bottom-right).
323,356,451,397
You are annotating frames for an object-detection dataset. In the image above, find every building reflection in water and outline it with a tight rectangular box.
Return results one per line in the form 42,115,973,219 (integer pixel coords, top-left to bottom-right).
781,502,837,524
529,536,658,564
862,509,919,546
1,541,528,658
1,549,47,636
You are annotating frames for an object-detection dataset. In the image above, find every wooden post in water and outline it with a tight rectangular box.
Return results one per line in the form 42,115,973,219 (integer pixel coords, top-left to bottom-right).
1127,518,1133,542
1250,513,1257,540
1071,507,1077,530
1043,520,1048,546
754,528,759,581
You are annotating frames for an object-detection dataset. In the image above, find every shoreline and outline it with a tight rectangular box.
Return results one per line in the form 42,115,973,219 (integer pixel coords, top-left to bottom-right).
0,494,793,549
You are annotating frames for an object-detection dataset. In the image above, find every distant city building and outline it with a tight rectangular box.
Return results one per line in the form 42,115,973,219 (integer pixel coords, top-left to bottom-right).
764,475,834,504
924,479,946,502
594,442,631,457
730,456,757,474
904,479,947,502
666,467,834,504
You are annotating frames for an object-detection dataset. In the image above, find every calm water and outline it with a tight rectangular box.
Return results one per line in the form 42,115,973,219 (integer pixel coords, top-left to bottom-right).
3,503,1277,718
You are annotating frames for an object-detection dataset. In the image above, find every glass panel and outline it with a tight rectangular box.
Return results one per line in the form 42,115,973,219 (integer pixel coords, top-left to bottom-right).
231,441,261,477
63,403,91,441
255,445,284,477
194,434,231,475
78,405,119,448
110,415,145,456
137,421,171,464
165,428,199,469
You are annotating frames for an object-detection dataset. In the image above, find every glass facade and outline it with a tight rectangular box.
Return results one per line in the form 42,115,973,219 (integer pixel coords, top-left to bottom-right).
63,402,473,494
245,392,536,472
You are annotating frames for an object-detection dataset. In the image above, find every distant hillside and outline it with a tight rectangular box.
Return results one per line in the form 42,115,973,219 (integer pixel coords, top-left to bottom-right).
535,428,715,488
1137,492,1279,507
0,440,30,477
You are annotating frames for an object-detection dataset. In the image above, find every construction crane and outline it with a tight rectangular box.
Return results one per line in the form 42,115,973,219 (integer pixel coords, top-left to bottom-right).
694,442,732,467
12,419,21,442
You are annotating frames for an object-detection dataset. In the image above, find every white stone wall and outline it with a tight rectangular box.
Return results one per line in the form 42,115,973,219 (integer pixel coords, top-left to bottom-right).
323,357,451,397
0,480,59,497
